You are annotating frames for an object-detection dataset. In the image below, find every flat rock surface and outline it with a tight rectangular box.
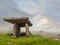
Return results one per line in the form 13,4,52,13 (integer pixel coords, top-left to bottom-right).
4,17,32,26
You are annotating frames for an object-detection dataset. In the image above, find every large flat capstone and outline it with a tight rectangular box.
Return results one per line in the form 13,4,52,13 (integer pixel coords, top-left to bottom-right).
4,17,32,27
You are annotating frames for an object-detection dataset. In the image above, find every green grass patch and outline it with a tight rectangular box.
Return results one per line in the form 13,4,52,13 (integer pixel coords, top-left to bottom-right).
0,34,60,45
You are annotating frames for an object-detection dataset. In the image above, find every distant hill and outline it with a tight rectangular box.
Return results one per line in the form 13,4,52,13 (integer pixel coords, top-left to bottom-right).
36,30,60,40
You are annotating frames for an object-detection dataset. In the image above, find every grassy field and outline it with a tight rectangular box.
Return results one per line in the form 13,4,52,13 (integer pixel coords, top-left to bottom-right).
0,34,60,45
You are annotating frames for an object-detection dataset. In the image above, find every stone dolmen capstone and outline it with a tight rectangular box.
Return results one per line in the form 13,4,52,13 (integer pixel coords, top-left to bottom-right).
4,17,32,37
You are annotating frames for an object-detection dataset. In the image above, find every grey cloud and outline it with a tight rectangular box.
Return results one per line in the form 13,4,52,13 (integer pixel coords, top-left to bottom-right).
0,0,32,18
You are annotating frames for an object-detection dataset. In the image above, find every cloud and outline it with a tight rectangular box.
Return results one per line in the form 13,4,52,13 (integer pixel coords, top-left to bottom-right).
0,0,60,33
15,0,45,14
15,0,37,14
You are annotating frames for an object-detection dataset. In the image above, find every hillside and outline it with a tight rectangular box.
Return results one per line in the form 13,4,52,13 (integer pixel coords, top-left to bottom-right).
0,34,60,45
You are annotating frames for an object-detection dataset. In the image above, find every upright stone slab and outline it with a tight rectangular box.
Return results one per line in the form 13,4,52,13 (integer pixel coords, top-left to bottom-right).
13,23,20,37
25,23,29,36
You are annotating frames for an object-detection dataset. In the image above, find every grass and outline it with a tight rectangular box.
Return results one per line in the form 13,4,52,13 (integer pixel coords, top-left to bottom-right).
0,34,60,45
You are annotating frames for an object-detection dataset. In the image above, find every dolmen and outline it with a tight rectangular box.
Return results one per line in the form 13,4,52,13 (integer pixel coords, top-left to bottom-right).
4,17,32,37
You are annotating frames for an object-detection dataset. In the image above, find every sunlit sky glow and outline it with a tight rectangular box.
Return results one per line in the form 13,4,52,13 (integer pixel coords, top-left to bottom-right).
0,0,60,33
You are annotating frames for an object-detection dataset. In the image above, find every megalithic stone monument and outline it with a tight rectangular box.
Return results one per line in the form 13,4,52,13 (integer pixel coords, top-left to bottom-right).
4,17,32,37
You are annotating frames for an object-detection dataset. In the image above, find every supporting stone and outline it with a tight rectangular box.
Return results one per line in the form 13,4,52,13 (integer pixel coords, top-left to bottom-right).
17,25,20,37
13,23,20,37
25,23,30,36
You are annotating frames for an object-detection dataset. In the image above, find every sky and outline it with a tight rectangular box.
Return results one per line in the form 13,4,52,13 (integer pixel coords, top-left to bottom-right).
0,0,60,33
